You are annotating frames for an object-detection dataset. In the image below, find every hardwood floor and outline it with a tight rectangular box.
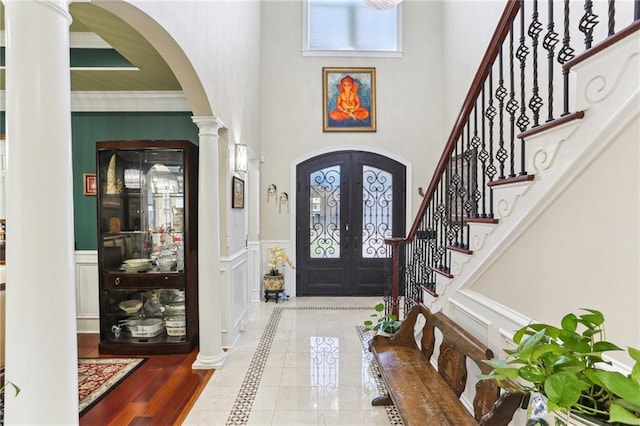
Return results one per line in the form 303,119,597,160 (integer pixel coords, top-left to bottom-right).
78,334,214,426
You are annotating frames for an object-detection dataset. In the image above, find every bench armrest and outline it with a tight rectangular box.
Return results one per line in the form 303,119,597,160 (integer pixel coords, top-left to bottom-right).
478,392,530,426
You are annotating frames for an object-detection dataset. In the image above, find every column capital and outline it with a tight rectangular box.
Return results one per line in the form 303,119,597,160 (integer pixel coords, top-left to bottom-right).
26,0,73,25
192,116,225,137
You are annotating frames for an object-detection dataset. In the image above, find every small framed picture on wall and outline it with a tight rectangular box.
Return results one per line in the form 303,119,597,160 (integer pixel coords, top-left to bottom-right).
84,173,97,196
232,176,245,209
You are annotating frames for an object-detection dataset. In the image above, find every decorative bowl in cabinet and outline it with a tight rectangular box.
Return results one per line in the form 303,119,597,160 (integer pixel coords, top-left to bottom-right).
125,318,165,337
119,299,142,314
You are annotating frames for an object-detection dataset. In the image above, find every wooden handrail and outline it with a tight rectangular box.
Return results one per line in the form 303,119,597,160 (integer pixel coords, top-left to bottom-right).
407,0,521,240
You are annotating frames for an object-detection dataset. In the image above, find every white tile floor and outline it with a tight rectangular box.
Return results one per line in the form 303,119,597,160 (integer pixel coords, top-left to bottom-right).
184,297,401,426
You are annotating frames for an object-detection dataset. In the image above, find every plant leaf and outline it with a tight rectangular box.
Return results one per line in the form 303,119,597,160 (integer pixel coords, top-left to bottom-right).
374,303,385,312
592,370,640,403
483,359,508,369
544,372,584,409
579,314,604,329
609,403,640,425
551,355,584,371
561,313,578,332
593,341,623,353
611,398,640,416
519,328,549,360
578,308,604,327
519,365,546,383
531,343,565,360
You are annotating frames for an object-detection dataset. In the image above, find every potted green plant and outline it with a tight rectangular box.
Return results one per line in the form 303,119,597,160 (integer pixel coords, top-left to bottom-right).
478,308,640,425
364,302,402,336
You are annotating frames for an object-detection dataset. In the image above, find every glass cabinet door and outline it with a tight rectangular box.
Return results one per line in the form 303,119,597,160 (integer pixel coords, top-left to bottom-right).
98,149,186,275
96,140,198,354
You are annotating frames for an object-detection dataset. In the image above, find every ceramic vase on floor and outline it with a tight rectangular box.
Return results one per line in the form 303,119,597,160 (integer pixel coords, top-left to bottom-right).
263,274,284,291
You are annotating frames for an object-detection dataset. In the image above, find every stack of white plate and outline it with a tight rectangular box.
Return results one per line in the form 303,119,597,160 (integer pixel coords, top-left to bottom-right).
121,258,153,272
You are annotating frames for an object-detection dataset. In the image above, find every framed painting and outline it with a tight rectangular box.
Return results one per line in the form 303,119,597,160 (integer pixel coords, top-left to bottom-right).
83,173,97,196
323,67,376,132
232,176,245,209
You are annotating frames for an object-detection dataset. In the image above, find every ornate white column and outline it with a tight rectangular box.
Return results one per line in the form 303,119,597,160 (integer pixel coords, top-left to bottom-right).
4,0,78,423
192,116,228,369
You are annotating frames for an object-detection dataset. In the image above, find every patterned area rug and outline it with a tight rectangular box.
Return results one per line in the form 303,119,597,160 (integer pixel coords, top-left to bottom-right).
78,357,146,415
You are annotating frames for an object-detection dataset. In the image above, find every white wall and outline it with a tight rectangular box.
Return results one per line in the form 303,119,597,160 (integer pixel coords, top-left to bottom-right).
471,117,640,362
260,0,445,239
441,1,504,132
124,0,263,161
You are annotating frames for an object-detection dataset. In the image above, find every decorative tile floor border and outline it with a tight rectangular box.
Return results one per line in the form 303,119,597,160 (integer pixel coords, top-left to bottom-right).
224,306,402,426
355,325,403,425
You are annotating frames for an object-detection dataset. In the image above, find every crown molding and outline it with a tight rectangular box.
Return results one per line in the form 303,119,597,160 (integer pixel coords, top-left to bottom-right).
72,91,190,111
0,91,191,112
70,32,112,49
0,31,112,49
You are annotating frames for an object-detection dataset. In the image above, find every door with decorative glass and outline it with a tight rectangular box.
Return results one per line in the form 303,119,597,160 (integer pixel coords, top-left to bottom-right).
296,151,405,296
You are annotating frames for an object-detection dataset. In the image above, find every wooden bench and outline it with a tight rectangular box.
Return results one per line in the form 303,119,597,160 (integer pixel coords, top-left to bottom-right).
369,304,528,426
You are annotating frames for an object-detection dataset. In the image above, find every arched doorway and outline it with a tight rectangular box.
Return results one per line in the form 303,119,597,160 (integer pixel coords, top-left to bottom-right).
296,151,406,296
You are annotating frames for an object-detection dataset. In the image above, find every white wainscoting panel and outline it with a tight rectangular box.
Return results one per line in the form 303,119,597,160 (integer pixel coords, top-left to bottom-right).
220,248,248,349
247,241,261,302
75,250,99,333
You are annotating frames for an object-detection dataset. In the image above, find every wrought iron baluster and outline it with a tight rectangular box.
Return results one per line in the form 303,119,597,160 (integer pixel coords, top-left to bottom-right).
460,124,470,246
543,0,559,122
528,0,543,127
479,89,489,218
427,198,436,293
495,46,508,180
608,0,615,36
461,121,473,248
447,142,459,251
457,129,465,247
579,0,599,49
463,123,470,222
470,104,481,219
558,0,576,117
506,23,519,178
485,70,497,218
437,178,447,271
516,2,530,176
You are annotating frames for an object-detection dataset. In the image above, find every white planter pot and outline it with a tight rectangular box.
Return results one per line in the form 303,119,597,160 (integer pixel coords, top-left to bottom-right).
527,393,608,426
551,412,608,426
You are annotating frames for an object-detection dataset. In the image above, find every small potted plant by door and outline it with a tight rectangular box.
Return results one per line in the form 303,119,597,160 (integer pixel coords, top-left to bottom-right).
364,302,402,337
263,245,295,292
478,308,640,426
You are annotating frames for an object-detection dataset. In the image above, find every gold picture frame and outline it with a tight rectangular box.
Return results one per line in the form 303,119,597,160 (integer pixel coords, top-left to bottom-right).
84,173,97,196
323,67,376,132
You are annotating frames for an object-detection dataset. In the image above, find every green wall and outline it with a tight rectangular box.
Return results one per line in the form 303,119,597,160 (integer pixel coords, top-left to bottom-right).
72,112,199,250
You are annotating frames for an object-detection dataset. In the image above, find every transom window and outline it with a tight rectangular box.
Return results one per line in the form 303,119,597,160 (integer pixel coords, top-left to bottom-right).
303,0,402,57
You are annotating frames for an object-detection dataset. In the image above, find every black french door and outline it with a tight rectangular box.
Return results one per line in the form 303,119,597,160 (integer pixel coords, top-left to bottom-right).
296,151,405,296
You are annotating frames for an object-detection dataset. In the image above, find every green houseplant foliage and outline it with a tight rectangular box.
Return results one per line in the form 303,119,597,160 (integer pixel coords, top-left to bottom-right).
1,380,21,417
478,309,640,425
364,302,402,335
